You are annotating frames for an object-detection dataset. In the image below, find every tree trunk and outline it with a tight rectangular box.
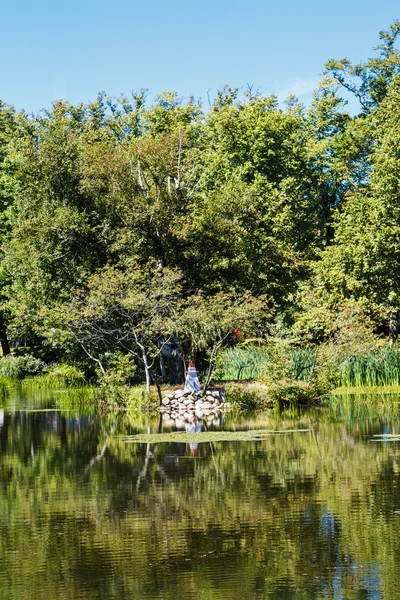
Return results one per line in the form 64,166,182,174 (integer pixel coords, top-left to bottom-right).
142,348,151,392
388,311,399,346
203,343,219,394
149,370,163,406
0,313,10,356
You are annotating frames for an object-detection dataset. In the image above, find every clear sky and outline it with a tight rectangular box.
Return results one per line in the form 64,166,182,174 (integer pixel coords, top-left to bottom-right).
1,0,399,113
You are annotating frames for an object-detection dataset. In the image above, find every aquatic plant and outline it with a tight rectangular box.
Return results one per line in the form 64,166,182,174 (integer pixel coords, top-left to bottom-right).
339,348,400,387
215,346,316,382
124,427,312,444
24,364,87,388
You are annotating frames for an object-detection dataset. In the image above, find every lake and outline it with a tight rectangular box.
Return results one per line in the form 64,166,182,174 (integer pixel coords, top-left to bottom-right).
1,386,400,599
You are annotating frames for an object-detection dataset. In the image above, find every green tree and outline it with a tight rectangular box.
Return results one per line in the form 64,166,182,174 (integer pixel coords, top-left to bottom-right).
325,20,400,114
0,101,28,355
295,76,400,344
176,92,325,305
44,262,183,396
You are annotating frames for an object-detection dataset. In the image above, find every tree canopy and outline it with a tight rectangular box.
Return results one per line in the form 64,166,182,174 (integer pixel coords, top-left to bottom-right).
1,22,400,383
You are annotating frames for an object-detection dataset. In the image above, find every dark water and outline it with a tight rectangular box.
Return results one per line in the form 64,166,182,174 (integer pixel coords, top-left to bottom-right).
2,388,400,599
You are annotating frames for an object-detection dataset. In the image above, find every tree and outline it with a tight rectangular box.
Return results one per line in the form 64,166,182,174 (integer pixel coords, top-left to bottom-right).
175,92,326,306
295,76,400,344
325,20,400,114
178,291,267,389
44,262,183,398
0,101,27,355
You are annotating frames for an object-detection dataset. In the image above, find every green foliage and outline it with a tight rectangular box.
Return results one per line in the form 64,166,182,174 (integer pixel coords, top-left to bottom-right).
0,354,45,380
266,380,321,406
325,20,400,113
0,22,400,389
40,363,86,387
0,377,8,398
99,352,138,387
125,386,158,413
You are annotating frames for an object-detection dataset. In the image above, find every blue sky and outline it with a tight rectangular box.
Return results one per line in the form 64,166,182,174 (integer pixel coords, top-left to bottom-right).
1,0,399,113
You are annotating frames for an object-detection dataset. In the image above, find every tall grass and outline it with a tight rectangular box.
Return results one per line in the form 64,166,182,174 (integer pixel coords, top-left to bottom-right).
339,348,400,387
216,346,316,382
218,345,400,388
215,347,269,380
288,348,316,381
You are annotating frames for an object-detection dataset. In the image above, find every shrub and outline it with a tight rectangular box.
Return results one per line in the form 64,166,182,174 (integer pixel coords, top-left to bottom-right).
0,355,45,380
267,380,323,406
100,352,138,387
43,364,86,387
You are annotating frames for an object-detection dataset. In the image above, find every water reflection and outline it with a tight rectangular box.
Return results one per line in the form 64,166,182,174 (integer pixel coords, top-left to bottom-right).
1,390,400,598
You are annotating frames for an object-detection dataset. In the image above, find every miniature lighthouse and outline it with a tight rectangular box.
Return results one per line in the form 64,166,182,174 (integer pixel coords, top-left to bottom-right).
184,361,201,392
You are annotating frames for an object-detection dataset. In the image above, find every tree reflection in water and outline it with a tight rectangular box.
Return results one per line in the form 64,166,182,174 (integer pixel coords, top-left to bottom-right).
1,389,400,599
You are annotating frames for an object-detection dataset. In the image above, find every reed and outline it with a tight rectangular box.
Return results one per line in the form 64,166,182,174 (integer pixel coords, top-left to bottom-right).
216,346,316,382
215,347,269,380
339,348,400,387
218,346,400,388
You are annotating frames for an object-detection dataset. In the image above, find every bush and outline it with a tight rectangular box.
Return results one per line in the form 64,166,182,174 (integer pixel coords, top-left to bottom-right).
0,355,45,380
99,351,138,387
42,364,86,387
267,380,323,406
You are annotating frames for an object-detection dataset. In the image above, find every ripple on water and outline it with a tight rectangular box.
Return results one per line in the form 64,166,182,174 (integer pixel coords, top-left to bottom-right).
1,401,400,598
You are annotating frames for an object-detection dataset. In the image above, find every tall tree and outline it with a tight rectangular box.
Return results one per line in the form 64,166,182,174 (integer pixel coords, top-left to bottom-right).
325,20,400,114
295,76,400,344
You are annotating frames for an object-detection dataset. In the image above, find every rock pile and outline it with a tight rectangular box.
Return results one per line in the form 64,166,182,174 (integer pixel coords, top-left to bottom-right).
159,387,230,419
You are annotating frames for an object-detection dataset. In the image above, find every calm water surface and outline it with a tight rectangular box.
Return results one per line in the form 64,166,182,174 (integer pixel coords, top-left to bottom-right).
1,387,400,599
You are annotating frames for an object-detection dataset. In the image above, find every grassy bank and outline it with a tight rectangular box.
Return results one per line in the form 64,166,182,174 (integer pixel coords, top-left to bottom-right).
4,345,400,413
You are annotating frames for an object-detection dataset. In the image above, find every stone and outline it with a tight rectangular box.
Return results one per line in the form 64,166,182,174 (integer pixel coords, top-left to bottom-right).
161,397,171,406
202,401,211,409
